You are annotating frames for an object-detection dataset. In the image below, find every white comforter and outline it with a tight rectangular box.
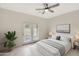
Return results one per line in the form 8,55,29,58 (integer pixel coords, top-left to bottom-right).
5,39,71,56
49,39,71,54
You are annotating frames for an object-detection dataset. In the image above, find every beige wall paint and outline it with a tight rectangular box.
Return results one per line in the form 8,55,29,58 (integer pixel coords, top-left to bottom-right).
0,8,49,46
49,10,79,34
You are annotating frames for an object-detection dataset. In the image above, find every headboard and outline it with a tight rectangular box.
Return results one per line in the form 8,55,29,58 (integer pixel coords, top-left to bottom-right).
56,24,70,33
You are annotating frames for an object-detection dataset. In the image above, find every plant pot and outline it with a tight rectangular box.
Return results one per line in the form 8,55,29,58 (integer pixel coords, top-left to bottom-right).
0,48,12,53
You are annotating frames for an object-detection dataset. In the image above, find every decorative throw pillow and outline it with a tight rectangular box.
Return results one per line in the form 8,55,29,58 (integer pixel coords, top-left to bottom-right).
56,36,61,40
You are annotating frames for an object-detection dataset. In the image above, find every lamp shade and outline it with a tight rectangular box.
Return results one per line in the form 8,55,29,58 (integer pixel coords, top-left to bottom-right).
49,32,54,36
75,34,79,39
75,34,79,42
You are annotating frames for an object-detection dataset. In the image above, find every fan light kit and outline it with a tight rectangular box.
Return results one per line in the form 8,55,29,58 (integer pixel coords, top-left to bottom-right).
45,9,48,12
36,3,60,14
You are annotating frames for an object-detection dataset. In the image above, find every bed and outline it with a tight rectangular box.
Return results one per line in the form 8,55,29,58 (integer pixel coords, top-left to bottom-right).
29,33,72,56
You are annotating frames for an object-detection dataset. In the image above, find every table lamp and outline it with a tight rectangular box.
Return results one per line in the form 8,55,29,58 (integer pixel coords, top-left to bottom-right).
75,34,79,42
48,32,54,38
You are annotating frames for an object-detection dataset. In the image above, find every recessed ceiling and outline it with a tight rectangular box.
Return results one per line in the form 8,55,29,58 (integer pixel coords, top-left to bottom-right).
0,3,79,19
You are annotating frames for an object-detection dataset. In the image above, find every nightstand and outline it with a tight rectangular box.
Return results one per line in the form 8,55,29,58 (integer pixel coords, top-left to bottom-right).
73,41,79,49
73,34,79,49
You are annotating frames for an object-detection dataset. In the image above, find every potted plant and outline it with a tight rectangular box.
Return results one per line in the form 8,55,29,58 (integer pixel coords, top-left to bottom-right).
3,31,17,52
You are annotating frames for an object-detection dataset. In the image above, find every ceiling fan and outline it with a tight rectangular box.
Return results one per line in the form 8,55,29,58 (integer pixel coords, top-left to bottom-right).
36,3,60,14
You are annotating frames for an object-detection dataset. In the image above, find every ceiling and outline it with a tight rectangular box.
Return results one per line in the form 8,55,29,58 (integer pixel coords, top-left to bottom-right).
0,3,79,19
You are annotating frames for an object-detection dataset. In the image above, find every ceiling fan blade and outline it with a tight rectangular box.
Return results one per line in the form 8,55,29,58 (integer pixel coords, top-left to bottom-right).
48,3,60,8
48,9,54,13
36,8,45,10
42,10,45,14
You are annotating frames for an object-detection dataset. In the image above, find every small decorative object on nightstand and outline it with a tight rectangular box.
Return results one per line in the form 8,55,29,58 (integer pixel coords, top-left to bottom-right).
73,34,79,49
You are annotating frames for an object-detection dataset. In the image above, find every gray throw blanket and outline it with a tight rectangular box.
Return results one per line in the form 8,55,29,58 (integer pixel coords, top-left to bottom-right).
41,40,65,56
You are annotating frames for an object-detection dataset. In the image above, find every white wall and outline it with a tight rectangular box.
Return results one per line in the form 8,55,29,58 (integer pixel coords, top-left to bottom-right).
0,8,49,46
49,10,79,35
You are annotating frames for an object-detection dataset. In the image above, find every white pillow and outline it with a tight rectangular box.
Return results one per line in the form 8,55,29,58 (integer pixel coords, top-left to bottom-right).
51,33,61,40
60,35,71,42
52,33,71,42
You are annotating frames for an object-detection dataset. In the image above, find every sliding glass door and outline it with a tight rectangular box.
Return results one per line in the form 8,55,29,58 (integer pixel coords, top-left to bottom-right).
23,23,39,43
